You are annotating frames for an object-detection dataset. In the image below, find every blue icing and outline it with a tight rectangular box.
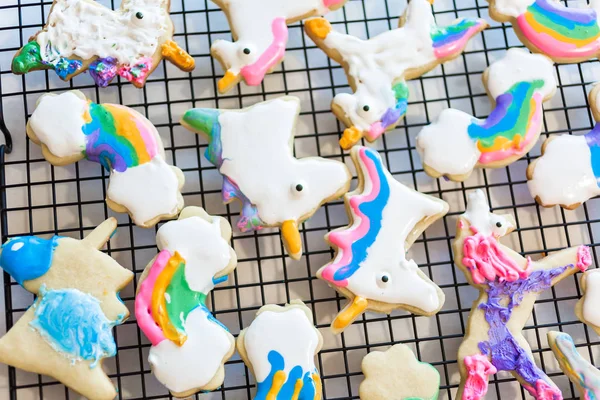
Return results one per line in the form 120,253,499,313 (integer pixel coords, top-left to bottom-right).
212,275,229,285
0,236,61,285
30,286,120,368
255,350,319,400
198,304,229,332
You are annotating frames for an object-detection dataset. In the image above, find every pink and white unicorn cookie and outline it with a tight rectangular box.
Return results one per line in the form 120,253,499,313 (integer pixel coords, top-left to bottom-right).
417,48,557,182
487,0,600,63
27,90,185,228
0,218,133,400
211,0,347,93
180,96,351,260
527,84,600,210
304,0,487,149
236,300,323,400
12,0,195,87
135,206,237,398
453,189,591,400
318,146,448,334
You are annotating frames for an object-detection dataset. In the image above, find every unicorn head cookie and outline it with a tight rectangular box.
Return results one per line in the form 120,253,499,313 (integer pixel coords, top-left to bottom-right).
181,96,351,260
12,0,194,87
454,189,591,400
27,90,185,228
0,219,133,400
318,146,448,333
135,206,237,397
417,48,557,181
304,0,487,149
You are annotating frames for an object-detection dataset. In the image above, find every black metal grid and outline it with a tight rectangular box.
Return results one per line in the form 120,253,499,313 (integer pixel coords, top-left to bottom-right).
1,0,600,399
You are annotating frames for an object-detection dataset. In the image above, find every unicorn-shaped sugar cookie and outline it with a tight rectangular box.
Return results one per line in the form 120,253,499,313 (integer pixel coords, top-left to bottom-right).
304,0,487,149
12,0,194,87
527,84,600,210
318,146,448,333
0,218,133,400
576,269,600,336
181,96,351,260
27,90,185,228
488,0,600,63
135,206,237,398
237,301,323,400
454,189,591,400
417,48,557,182
211,0,347,93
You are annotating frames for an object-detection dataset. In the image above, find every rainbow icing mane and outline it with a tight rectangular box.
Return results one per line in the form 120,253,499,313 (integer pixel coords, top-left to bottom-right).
517,0,600,59
321,147,389,287
83,102,159,172
469,80,544,164
432,19,488,59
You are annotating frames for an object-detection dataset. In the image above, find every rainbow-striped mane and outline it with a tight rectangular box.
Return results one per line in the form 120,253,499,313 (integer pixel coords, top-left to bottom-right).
431,19,488,59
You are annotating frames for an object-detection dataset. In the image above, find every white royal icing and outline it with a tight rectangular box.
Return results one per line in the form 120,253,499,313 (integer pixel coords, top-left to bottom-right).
462,189,514,237
156,216,231,294
527,135,600,207
244,307,320,382
583,270,600,327
491,0,536,17
218,97,349,225
36,0,170,65
148,307,232,394
211,0,335,75
29,93,87,158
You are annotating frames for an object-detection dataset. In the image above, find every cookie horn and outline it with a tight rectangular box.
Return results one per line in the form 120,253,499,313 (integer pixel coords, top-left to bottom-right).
281,220,302,260
339,126,362,150
218,71,239,93
332,296,368,333
161,40,195,72
83,218,118,250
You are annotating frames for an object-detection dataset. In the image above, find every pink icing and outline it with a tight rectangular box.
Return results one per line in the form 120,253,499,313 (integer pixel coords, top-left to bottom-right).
321,148,381,286
524,379,563,400
516,15,600,59
434,25,484,59
323,0,345,6
478,92,543,164
462,233,529,284
110,104,159,159
577,245,592,272
366,122,385,141
462,354,497,400
240,18,288,86
135,249,172,346
117,57,153,86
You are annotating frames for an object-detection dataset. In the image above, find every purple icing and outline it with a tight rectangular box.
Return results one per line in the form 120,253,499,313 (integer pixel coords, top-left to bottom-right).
85,131,127,172
89,57,118,87
381,107,402,128
478,266,567,386
477,92,512,130
585,123,600,148
534,0,596,24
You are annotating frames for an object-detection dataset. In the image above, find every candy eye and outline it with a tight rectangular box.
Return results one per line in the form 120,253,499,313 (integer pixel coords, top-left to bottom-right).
243,48,251,55
496,222,502,228
135,11,143,19
291,182,307,197
295,184,303,192
377,272,391,288
363,105,370,112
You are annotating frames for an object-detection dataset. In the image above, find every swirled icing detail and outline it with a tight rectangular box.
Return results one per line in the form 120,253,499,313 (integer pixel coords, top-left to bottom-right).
463,354,497,400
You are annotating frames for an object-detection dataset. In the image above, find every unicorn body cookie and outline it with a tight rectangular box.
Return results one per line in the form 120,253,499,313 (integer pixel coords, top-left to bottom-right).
12,0,194,87
488,0,600,63
417,48,556,181
318,146,448,333
304,0,487,149
135,206,237,397
181,96,350,260
237,301,323,400
575,269,600,336
0,219,133,400
27,90,184,228
211,0,347,93
453,190,591,400
527,85,600,210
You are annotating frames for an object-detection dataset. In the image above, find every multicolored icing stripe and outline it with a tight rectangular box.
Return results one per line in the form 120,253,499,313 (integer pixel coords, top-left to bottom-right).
255,350,322,400
585,124,600,186
431,19,487,59
320,147,389,287
82,102,159,172
467,80,544,164
12,41,82,79
365,82,409,141
517,0,600,60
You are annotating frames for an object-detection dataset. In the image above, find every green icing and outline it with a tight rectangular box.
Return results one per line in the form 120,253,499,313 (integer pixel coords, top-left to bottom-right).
12,41,47,74
393,81,409,102
165,262,206,333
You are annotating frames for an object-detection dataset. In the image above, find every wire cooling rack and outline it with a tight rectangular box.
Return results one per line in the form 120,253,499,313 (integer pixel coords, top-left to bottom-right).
2,0,600,399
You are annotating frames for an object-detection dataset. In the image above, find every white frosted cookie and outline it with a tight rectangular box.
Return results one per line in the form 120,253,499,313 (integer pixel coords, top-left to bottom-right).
416,48,556,182
304,0,487,149
527,84,600,210
181,96,351,260
27,90,185,228
453,189,591,400
12,0,194,87
359,344,440,400
135,206,237,397
318,146,448,333
237,301,323,400
0,219,133,400
211,0,348,93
